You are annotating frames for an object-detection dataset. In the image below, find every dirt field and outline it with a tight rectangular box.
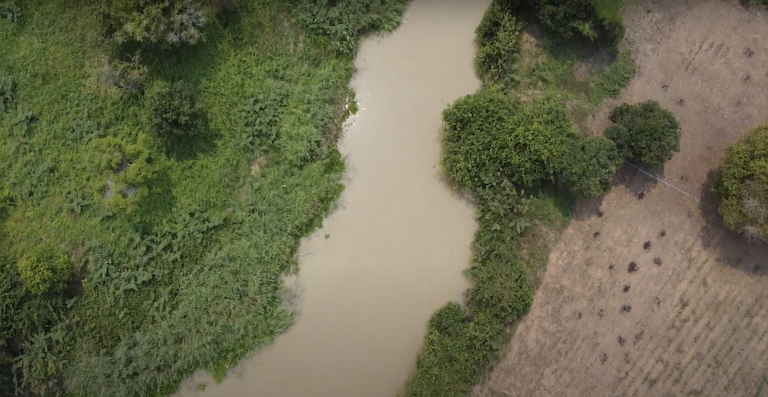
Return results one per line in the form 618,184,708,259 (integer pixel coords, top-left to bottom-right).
474,1,768,396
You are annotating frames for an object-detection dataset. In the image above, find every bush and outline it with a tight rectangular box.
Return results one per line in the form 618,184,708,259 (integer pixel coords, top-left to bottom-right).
294,0,409,55
512,0,624,46
403,304,504,397
0,0,20,22
0,73,14,113
605,100,680,168
559,136,622,197
475,3,523,82
107,0,208,49
145,80,201,135
16,244,73,296
90,134,156,212
714,126,768,241
442,90,573,191
98,55,147,96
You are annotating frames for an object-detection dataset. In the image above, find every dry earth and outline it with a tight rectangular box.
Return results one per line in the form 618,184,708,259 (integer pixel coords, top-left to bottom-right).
474,1,768,396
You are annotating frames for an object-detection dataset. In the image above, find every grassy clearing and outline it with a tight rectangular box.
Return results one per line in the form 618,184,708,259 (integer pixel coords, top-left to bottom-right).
402,1,633,396
0,0,406,396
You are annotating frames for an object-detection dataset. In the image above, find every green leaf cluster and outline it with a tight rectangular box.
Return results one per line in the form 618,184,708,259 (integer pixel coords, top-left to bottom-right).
16,243,73,296
605,100,681,168
145,80,202,136
714,126,768,241
475,2,523,82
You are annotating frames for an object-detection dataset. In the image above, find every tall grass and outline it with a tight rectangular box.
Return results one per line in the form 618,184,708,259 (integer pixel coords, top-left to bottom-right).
0,0,407,395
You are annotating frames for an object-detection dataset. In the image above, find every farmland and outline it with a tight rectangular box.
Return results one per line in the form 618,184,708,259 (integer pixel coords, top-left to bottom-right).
474,1,768,396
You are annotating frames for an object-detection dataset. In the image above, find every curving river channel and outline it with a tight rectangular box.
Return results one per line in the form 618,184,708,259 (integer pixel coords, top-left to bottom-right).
179,0,489,395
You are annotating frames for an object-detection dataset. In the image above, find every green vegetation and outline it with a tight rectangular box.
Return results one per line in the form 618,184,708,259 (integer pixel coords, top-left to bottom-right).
714,126,768,241
0,0,407,395
513,0,624,45
145,80,202,136
605,100,681,168
403,1,633,396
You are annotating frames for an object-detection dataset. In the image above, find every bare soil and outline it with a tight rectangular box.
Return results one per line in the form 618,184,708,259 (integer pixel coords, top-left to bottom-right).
474,1,768,396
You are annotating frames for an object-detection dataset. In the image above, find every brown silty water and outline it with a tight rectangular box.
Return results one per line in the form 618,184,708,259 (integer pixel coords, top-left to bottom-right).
177,0,489,395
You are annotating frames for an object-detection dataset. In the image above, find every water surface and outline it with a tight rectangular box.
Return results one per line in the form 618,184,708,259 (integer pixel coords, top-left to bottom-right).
179,1,489,395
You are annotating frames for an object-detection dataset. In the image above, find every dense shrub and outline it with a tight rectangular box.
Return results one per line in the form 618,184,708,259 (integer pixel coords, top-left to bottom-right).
0,73,14,113
475,2,523,82
105,0,208,49
145,80,201,135
98,55,147,96
0,0,20,22
90,135,156,212
442,89,573,191
16,244,73,295
404,304,504,397
605,100,680,168
294,0,409,55
559,136,622,197
714,126,768,241
507,0,624,45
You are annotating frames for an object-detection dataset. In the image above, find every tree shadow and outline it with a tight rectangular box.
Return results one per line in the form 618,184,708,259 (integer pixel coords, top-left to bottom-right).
162,118,219,162
613,162,660,199
699,170,768,276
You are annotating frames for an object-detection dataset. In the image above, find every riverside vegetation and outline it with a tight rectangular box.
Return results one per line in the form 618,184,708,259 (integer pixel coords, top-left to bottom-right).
0,0,408,395
402,1,683,396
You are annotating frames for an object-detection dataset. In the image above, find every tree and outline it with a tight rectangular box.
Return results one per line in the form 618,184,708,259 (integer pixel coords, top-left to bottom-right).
145,80,201,135
107,0,208,49
560,136,623,197
713,126,768,241
442,89,573,191
506,0,625,45
605,100,681,168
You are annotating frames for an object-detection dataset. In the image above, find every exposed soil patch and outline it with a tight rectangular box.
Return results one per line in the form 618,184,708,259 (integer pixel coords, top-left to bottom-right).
473,1,768,396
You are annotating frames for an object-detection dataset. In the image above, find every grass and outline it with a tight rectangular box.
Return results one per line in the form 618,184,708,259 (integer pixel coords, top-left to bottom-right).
0,0,407,396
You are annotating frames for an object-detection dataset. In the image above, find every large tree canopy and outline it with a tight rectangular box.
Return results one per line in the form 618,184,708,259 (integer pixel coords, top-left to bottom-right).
714,126,768,241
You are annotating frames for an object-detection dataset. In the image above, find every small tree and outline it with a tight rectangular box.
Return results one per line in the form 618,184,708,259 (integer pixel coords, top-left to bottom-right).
442,90,573,191
560,136,623,197
108,0,208,49
145,80,201,135
713,126,768,241
605,100,681,168
16,244,72,295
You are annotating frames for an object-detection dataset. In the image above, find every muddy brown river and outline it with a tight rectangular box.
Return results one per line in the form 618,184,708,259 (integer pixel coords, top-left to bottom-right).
178,1,489,395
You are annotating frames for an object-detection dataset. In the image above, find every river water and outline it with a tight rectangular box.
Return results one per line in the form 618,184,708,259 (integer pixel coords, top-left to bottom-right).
179,1,489,396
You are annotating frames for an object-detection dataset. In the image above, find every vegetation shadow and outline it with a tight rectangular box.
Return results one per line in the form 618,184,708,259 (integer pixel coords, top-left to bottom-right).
163,120,218,162
612,162,659,199
698,170,768,276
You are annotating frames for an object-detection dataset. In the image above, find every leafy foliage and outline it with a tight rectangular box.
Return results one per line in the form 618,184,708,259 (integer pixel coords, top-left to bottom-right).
475,2,523,82
560,136,622,197
106,0,209,49
145,80,201,136
0,0,20,22
97,55,147,96
16,244,73,296
714,126,768,241
442,89,573,191
517,0,625,45
605,100,681,168
0,73,14,113
294,0,409,55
